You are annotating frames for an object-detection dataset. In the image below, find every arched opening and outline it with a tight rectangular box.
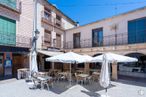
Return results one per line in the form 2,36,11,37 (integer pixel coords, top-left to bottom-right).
118,52,146,80
88,53,103,74
92,53,103,57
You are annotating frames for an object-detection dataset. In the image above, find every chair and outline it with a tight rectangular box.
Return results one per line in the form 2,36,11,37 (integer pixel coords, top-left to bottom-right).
91,72,100,81
85,76,92,84
47,78,54,88
31,72,41,88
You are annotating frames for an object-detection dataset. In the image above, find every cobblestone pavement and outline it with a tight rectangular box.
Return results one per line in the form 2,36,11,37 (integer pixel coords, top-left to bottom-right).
0,79,145,97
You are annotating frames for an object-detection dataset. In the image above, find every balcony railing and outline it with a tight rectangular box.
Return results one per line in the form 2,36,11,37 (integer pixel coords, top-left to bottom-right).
41,10,52,23
55,19,64,29
0,0,21,13
42,36,52,49
64,33,146,49
0,33,31,48
42,36,62,49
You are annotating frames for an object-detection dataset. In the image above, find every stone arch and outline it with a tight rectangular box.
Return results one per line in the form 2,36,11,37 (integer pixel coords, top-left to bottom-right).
125,52,146,60
124,52,146,75
92,53,103,57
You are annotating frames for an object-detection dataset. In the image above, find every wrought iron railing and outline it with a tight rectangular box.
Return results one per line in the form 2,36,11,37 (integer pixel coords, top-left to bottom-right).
0,33,31,48
42,36,62,49
64,33,146,49
0,0,21,12
55,18,65,28
41,10,52,23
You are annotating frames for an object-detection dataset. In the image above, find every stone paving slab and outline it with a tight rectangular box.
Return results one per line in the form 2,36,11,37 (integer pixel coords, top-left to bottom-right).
0,79,145,97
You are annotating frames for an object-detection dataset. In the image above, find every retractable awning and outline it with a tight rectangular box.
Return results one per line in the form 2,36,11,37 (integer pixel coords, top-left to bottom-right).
37,50,64,57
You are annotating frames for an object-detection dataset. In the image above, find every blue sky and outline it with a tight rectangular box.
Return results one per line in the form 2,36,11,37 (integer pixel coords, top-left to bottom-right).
49,0,146,25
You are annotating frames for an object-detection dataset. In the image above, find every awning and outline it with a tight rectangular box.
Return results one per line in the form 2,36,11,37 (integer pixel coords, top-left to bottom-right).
37,50,64,57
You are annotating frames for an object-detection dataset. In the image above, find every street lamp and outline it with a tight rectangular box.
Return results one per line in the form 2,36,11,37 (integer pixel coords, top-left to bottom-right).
34,29,40,40
32,0,40,52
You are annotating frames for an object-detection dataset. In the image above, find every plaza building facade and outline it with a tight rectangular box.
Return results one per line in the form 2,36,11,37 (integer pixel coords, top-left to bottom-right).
0,0,33,79
0,0,76,79
64,6,146,79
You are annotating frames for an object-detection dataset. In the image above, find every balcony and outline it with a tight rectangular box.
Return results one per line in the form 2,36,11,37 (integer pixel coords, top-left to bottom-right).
42,35,52,49
0,0,21,13
55,19,64,29
56,39,62,49
41,10,53,25
64,33,146,49
0,34,31,48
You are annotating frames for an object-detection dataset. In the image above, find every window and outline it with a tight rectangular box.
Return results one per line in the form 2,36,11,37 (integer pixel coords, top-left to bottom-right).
73,33,80,48
56,34,61,48
128,17,146,44
56,15,61,21
0,0,16,9
44,30,51,47
92,28,103,47
56,15,61,27
44,7,51,21
0,16,16,46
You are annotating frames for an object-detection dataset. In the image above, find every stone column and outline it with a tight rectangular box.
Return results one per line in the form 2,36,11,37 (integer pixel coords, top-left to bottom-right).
39,54,44,71
84,63,90,74
52,62,54,70
112,61,118,80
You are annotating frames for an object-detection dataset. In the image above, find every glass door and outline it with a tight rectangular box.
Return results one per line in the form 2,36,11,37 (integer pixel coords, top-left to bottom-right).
0,56,3,78
4,52,12,78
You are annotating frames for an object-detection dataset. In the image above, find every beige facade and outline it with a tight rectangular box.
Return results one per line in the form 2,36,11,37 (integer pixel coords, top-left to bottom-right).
64,6,146,56
0,0,76,76
36,0,76,50
64,7,146,79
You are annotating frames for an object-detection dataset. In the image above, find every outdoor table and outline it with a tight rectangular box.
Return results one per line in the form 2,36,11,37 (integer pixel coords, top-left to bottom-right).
76,70,84,74
92,72,100,75
58,72,68,76
38,72,48,77
57,72,69,80
17,68,29,80
76,74,89,84
77,74,89,78
37,76,52,90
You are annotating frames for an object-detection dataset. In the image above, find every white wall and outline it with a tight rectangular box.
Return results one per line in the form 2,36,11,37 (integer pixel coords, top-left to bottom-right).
62,18,75,30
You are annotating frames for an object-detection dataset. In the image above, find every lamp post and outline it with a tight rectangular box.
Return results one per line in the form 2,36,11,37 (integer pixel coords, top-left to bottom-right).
32,0,40,52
